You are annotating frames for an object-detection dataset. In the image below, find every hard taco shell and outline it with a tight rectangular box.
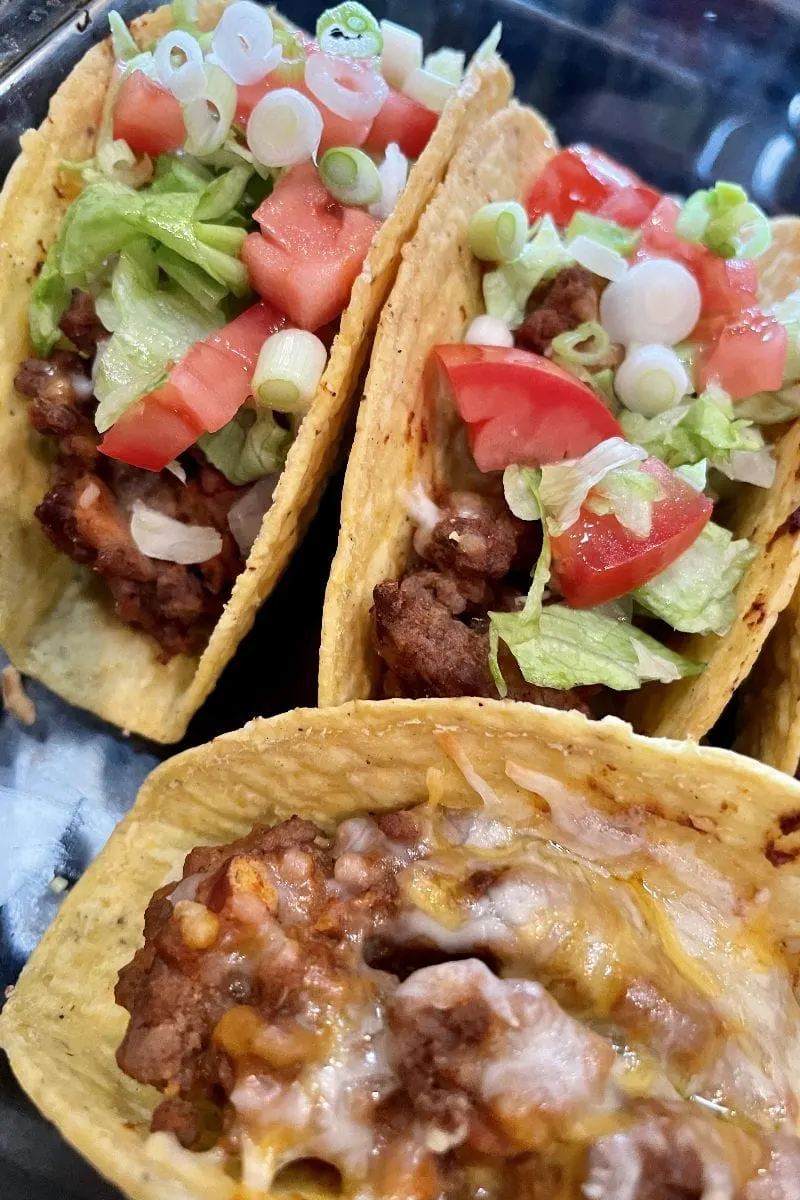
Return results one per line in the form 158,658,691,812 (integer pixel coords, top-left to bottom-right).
4,697,800,1198
317,114,800,741
0,1,512,742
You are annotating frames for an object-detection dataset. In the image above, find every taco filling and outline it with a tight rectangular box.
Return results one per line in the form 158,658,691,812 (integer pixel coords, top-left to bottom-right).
373,147,797,711
17,0,480,658
115,767,800,1196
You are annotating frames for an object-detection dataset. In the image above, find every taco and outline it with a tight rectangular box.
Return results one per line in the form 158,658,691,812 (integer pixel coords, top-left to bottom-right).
4,698,800,1199
0,0,510,742
734,578,800,774
318,106,800,741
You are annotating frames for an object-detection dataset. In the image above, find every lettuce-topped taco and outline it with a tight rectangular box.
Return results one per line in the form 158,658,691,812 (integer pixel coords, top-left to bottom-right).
319,106,800,740
0,0,510,740
4,699,800,1198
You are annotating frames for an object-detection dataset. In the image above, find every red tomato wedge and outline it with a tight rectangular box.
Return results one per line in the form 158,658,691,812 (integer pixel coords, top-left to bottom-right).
101,302,286,471
100,386,203,472
694,254,758,317
696,307,787,401
430,345,623,473
551,458,713,608
244,162,380,329
113,71,186,157
235,71,372,152
525,145,660,227
364,87,438,159
634,196,702,272
595,183,660,228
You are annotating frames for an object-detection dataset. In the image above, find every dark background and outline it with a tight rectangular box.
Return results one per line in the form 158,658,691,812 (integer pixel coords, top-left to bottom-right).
2,0,800,1195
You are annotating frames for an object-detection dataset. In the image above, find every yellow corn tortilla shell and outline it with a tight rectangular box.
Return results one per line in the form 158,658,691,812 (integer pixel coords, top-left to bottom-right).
5,697,800,1199
318,128,800,738
735,580,800,774
0,3,512,743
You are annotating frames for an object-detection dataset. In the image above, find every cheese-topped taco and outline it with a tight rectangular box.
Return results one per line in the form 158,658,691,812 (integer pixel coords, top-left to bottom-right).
319,105,800,741
4,699,800,1199
0,0,510,741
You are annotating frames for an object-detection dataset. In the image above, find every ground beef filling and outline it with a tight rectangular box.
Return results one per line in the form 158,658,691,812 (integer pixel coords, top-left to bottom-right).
15,292,245,659
372,492,590,712
116,811,800,1200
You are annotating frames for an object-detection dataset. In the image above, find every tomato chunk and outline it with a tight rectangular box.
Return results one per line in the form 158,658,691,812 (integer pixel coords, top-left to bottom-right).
235,72,372,152
696,307,787,401
244,162,380,329
551,458,713,608
594,183,660,228
525,145,660,227
694,254,758,317
100,386,202,471
101,302,286,470
113,71,186,157
431,345,623,473
364,87,438,160
634,197,702,272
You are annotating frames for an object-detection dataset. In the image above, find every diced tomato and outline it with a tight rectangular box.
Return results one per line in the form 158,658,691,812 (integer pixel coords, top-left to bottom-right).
235,72,372,152
112,71,186,157
595,183,660,228
100,385,202,471
634,196,702,273
693,254,758,317
364,87,438,160
100,302,287,470
551,457,713,608
696,307,787,401
244,162,380,329
430,345,623,473
525,145,661,227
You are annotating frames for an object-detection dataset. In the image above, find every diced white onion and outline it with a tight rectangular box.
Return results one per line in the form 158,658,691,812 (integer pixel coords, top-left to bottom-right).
154,30,203,91
615,343,690,416
368,142,409,219
401,66,456,114
600,258,701,347
130,501,222,564
183,65,237,155
227,473,279,555
305,52,388,122
379,19,422,90
247,88,323,167
714,448,777,489
465,315,514,348
164,460,187,483
540,437,646,535
253,328,328,413
211,0,278,86
567,233,628,282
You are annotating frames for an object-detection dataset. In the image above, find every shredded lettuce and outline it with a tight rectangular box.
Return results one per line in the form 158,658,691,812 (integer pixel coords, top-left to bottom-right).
483,216,573,328
633,521,758,635
502,465,541,521
737,384,800,425
93,240,221,432
199,409,291,484
674,459,708,491
57,181,143,286
29,221,73,355
150,154,212,195
489,603,702,694
565,211,639,256
585,466,664,538
137,192,250,294
619,388,764,471
539,438,646,535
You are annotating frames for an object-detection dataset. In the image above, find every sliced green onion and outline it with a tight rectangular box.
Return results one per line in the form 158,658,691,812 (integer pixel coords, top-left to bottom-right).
402,66,457,113
194,222,247,254
155,245,228,311
172,0,198,31
551,321,611,367
615,343,689,416
706,200,771,260
474,21,502,62
424,47,465,85
108,11,138,61
468,201,528,264
183,64,237,156
379,19,422,90
194,164,253,221
253,329,328,414
565,211,639,256
271,29,307,85
319,147,381,206
123,51,159,81
317,3,383,58
677,181,771,260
